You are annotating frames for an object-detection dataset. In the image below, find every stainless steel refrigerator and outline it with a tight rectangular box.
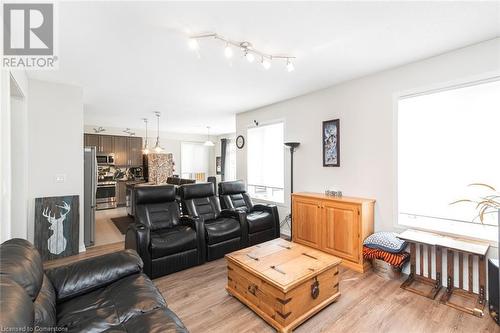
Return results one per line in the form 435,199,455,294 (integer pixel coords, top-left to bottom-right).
84,146,97,247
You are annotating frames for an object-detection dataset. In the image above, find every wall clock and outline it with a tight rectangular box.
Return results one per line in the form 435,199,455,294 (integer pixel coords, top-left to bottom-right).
236,135,245,149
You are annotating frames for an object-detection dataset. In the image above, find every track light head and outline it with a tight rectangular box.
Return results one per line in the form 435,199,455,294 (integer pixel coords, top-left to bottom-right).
188,38,199,50
224,44,233,58
261,57,271,70
245,51,255,63
286,59,295,72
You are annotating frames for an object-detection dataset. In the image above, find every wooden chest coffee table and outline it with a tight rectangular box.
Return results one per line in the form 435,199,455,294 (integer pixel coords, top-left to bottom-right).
225,239,342,333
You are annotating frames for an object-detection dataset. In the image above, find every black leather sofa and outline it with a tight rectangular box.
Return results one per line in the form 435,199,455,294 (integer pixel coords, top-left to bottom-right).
179,183,247,261
125,185,205,279
219,180,280,246
0,238,187,333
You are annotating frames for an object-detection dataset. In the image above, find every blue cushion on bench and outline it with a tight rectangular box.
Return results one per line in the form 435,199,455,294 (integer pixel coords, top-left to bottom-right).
363,232,407,253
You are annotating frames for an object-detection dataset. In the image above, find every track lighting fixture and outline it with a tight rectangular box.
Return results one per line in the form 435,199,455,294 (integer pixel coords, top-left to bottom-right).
188,32,295,72
123,128,135,136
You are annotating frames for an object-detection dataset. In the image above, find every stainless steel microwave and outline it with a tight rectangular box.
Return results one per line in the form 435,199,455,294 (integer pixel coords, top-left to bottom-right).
96,154,115,165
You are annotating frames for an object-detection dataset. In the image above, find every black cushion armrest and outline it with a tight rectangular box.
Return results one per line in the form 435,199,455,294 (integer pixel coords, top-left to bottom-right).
252,203,276,213
253,204,280,238
179,215,199,229
45,250,143,303
180,216,206,264
219,209,248,245
219,209,243,220
125,223,151,277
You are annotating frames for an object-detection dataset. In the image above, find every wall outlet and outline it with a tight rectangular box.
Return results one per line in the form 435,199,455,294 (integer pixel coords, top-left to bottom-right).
54,174,66,183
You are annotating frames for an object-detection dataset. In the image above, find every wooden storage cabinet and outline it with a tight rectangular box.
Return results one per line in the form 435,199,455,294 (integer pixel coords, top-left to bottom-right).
292,193,375,273
292,197,321,248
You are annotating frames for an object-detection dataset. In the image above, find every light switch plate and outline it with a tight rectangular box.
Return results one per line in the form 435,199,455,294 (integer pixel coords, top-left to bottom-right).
54,174,66,183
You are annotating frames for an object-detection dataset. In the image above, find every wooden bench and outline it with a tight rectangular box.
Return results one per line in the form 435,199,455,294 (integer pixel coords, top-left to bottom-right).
398,229,489,317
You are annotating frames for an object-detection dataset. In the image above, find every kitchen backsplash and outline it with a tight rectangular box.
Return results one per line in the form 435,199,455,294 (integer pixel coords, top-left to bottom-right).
98,165,143,181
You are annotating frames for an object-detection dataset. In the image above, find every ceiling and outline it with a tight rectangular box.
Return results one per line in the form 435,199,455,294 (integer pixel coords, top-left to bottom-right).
28,1,500,135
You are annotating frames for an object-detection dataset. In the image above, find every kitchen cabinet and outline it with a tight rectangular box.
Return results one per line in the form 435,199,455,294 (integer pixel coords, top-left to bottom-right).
292,193,375,273
84,134,142,166
128,137,143,166
84,134,100,149
117,181,127,206
84,134,114,154
100,135,114,154
113,136,129,166
112,136,143,166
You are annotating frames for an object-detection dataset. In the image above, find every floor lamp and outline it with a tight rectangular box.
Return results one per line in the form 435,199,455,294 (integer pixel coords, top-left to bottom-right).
282,142,300,239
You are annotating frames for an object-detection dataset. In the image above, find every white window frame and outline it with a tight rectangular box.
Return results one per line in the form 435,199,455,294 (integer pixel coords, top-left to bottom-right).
180,141,210,180
246,120,285,204
393,74,500,244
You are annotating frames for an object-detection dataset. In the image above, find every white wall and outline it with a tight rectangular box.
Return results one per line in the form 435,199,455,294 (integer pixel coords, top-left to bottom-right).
0,69,29,242
83,125,218,177
236,38,500,247
28,80,85,251
0,70,12,242
10,91,28,239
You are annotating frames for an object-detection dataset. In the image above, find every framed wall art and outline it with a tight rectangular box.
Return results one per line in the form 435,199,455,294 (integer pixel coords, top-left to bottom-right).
322,119,340,167
34,195,79,260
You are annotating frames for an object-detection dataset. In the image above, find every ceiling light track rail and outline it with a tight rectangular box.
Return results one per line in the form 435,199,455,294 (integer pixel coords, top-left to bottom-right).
189,32,295,71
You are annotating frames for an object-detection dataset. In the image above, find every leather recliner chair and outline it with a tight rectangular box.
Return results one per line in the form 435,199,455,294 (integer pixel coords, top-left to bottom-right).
125,185,205,278
0,238,187,333
218,180,280,246
179,183,247,261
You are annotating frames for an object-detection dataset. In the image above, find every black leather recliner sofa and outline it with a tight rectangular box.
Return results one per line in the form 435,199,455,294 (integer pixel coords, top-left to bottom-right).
0,238,187,333
218,180,280,246
179,183,247,261
125,185,205,279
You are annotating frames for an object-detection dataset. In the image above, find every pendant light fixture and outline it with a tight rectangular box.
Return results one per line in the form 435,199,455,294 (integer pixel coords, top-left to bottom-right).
204,126,214,147
153,112,164,153
142,118,149,154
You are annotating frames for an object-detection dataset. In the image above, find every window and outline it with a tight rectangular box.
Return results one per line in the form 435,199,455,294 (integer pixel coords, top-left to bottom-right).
181,142,209,180
397,79,500,241
247,122,284,203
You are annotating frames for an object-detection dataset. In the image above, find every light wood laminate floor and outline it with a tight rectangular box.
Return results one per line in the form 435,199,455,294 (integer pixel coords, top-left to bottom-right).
156,260,498,333
44,242,498,332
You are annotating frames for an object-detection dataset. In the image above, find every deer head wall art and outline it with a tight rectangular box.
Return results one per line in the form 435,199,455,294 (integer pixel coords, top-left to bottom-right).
34,195,79,260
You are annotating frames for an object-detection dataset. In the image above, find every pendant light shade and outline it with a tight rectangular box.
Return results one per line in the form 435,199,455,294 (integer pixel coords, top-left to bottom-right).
153,112,164,153
142,118,149,154
204,126,214,146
